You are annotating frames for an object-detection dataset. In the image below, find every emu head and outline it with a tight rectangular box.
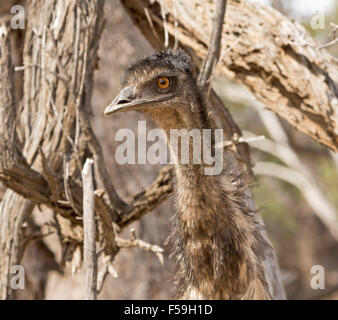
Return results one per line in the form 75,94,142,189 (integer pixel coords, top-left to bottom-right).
104,49,206,130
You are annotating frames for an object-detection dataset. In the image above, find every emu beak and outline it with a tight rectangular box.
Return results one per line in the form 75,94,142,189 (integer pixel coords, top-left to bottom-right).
104,86,137,116
104,87,173,117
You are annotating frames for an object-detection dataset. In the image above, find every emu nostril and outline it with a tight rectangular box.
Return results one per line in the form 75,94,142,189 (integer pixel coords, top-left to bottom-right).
117,99,131,104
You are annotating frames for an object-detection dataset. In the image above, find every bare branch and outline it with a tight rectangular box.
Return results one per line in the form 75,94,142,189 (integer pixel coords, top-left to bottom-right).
71,244,82,274
82,158,97,300
115,228,164,265
215,133,265,149
159,0,169,48
197,0,227,89
319,22,338,48
97,254,118,294
116,165,173,228
14,64,70,84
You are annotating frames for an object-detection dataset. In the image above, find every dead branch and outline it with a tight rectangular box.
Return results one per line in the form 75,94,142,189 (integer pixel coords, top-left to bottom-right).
116,164,173,228
96,254,118,295
71,244,82,274
197,0,227,89
82,158,97,300
115,228,164,266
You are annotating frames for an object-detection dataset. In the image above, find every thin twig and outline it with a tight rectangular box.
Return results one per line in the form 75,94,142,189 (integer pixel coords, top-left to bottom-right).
71,244,82,274
173,0,179,50
159,0,169,48
96,254,118,294
197,0,227,89
215,133,265,149
115,228,164,266
144,7,160,41
15,64,70,84
319,22,338,48
73,6,81,96
318,37,338,49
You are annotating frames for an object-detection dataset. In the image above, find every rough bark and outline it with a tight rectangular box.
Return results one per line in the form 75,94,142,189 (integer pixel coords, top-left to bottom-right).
0,24,31,299
0,191,34,299
121,0,338,152
0,0,113,298
0,0,172,299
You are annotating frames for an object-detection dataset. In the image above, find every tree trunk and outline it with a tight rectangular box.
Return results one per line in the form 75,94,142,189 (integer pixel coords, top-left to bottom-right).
0,0,109,298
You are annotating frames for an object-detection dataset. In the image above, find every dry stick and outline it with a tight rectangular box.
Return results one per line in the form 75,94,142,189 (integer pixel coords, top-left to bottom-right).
144,8,160,41
319,22,338,49
215,134,265,149
197,0,227,89
14,64,69,84
159,0,169,48
173,0,179,51
82,158,97,300
97,254,118,294
115,228,164,265
71,244,82,274
116,165,173,227
73,7,82,148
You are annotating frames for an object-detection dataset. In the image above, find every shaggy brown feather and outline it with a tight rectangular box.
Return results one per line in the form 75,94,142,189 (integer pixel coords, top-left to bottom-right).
105,49,272,300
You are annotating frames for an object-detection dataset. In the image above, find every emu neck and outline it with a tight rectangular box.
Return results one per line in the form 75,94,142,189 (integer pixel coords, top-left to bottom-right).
150,102,271,300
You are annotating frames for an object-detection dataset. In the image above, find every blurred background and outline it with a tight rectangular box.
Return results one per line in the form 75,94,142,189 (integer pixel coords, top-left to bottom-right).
1,0,338,299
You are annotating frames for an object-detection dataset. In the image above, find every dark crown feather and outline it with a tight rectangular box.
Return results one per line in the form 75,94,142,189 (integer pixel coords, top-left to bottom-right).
122,49,192,85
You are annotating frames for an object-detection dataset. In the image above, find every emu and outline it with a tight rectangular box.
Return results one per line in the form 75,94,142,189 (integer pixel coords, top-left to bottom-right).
105,49,271,300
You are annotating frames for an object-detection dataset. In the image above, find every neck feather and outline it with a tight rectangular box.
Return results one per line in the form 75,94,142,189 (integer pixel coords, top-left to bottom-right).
151,100,271,299
170,163,271,299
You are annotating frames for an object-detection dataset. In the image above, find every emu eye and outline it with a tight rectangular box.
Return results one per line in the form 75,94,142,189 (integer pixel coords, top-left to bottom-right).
157,77,170,89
